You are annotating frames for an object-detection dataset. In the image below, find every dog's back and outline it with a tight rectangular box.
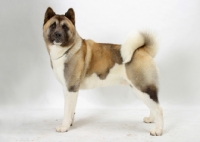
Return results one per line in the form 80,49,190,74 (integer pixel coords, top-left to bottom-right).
43,7,163,136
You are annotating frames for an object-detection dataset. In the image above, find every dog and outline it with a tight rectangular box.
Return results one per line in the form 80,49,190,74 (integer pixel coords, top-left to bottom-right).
43,7,163,136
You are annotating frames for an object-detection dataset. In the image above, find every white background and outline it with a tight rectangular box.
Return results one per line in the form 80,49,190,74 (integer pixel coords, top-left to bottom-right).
1,0,200,141
1,0,200,109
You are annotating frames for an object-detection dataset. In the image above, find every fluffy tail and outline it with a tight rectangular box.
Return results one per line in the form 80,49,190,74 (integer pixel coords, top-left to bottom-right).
120,31,157,63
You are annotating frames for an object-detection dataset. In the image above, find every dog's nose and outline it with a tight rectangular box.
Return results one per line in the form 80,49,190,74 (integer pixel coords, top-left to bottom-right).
55,32,62,38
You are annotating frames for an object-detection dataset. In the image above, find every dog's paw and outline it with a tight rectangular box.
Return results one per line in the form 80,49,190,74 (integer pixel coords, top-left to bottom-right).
150,128,163,136
143,117,154,123
56,125,70,132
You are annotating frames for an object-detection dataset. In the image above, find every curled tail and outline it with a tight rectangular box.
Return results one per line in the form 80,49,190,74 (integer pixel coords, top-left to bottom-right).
120,31,157,63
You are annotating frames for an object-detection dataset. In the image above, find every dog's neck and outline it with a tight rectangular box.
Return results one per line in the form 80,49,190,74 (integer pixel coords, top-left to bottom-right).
49,32,82,60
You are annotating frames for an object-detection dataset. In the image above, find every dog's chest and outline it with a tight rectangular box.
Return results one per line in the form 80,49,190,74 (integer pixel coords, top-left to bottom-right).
51,56,66,85
51,55,67,85
49,45,68,60
49,45,67,85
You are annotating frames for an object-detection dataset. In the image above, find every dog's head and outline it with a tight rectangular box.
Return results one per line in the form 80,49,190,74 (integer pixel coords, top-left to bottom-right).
43,7,76,47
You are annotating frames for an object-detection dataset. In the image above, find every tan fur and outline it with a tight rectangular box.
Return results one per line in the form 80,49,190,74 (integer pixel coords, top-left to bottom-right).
43,15,76,51
125,48,159,102
85,40,122,79
43,7,163,135
126,48,158,88
63,40,87,92
43,14,158,95
59,39,123,92
43,12,123,84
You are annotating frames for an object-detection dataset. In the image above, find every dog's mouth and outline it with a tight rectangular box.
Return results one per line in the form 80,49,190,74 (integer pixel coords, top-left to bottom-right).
53,41,62,46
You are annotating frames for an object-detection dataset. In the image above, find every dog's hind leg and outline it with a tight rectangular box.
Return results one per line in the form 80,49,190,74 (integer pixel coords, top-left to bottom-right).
125,48,163,136
131,86,163,136
143,110,155,123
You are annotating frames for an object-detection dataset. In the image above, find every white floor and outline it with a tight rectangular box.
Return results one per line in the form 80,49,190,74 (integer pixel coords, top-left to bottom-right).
1,108,200,142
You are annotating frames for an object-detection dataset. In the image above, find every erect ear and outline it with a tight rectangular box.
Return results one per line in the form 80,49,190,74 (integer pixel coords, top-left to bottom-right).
44,7,56,25
65,8,75,25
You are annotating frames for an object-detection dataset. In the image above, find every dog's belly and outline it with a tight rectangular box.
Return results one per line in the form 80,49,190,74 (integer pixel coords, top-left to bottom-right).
80,64,128,89
51,57,129,90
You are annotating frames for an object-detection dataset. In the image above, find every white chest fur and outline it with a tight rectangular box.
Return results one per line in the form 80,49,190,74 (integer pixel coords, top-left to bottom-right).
49,45,69,60
49,45,67,86
51,56,66,86
48,38,82,89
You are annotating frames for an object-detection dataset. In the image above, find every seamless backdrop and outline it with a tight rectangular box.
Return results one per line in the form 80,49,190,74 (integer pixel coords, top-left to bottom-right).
1,0,200,110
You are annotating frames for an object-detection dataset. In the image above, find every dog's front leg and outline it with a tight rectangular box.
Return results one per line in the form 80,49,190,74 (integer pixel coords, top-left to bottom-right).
56,90,78,132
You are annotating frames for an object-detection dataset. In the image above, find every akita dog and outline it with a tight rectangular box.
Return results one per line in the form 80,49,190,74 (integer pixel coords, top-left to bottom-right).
43,7,163,136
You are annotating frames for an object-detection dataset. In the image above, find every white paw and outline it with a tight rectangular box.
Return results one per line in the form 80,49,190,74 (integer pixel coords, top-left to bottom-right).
56,125,70,132
143,117,154,123
150,128,163,136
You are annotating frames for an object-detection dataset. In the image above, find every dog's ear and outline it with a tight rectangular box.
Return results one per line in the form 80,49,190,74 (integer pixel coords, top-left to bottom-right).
65,8,75,25
44,7,56,25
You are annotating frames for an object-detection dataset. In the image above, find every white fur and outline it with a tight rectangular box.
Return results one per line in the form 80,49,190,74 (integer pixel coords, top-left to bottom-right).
131,85,163,136
121,73,163,136
120,31,157,63
56,91,78,132
49,44,69,87
50,49,75,132
49,33,82,85
53,42,62,46
143,111,155,123
80,64,127,90
49,45,69,60
50,52,79,132
52,59,163,134
120,31,144,63
49,32,162,135
49,32,82,60
49,34,82,132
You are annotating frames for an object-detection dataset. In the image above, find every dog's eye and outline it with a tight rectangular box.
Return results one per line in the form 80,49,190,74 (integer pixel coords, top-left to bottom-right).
50,22,56,29
62,24,68,30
